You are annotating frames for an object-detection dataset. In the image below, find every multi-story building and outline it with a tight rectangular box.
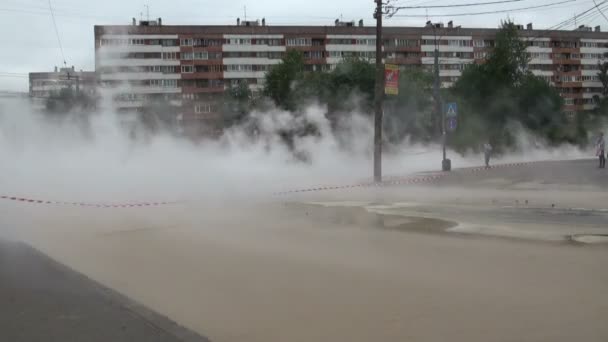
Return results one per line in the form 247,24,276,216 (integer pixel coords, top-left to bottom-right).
94,19,608,124
29,66,96,99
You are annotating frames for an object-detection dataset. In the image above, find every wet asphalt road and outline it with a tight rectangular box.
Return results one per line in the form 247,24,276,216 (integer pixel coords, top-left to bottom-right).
0,239,209,342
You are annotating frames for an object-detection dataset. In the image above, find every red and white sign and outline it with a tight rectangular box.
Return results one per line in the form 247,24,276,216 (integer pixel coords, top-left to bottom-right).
384,64,399,95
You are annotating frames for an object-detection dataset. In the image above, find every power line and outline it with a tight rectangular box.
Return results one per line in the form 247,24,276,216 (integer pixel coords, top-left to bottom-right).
593,0,608,24
523,1,608,43
543,1,607,31
47,0,67,67
390,0,527,9
391,0,577,17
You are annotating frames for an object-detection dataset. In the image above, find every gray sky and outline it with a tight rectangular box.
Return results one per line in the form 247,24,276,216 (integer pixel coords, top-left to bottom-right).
0,0,605,91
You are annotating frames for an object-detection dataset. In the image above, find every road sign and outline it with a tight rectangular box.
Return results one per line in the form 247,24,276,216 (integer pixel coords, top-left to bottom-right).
447,117,457,131
446,102,458,117
384,64,399,95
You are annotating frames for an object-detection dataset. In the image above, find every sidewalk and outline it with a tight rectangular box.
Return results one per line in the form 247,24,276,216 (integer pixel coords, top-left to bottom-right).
0,239,210,342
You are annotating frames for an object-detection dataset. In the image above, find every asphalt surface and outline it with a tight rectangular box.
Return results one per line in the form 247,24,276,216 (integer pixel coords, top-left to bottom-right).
0,239,210,342
434,158,608,188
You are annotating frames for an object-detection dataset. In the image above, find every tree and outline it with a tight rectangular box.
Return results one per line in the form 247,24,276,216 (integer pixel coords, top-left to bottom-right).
450,20,566,152
222,81,252,128
263,50,305,111
384,68,435,144
45,86,96,114
326,58,376,114
598,59,608,97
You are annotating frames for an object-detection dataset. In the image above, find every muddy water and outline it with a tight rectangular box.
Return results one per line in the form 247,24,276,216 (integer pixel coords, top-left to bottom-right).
2,199,608,342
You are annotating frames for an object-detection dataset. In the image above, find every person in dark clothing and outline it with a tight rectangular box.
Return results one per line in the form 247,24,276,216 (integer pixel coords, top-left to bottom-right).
597,133,606,169
483,142,493,168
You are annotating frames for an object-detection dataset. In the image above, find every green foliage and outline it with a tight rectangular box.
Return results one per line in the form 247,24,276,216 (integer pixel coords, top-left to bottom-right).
450,20,567,152
223,81,253,127
599,61,608,96
263,49,305,111
326,58,376,114
384,68,435,143
45,86,96,114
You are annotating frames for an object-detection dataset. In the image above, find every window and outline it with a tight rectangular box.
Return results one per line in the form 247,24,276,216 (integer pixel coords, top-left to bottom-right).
581,41,601,48
182,52,193,60
254,65,270,72
228,38,252,45
356,39,376,45
194,51,208,60
193,38,222,47
583,75,600,81
395,39,418,47
448,40,470,47
564,98,575,105
208,52,222,59
180,38,193,46
162,52,177,60
268,52,283,59
308,51,323,59
226,64,253,72
328,39,352,45
150,79,178,87
582,53,605,59
561,75,581,82
130,39,145,45
528,52,551,59
474,52,486,59
181,65,193,73
194,104,212,114
287,38,312,46
161,39,177,46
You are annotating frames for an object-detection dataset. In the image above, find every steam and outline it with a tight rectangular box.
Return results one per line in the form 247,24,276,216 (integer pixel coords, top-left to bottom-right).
0,95,594,206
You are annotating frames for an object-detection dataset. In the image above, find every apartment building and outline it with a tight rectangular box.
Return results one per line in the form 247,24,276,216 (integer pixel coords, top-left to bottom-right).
29,66,96,99
94,19,608,123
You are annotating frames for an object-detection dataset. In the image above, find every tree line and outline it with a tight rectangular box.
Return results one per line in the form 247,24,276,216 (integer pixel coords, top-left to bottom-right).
226,21,608,154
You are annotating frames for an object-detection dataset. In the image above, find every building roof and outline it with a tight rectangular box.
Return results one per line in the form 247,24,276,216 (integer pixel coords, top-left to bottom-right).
94,24,608,39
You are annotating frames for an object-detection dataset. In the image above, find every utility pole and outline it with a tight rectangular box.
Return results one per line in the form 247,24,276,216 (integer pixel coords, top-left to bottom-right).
431,23,450,171
373,0,384,182
433,27,446,165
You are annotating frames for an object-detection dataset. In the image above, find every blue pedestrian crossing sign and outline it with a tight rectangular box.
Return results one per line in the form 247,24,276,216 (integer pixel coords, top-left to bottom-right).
446,102,458,118
447,117,457,131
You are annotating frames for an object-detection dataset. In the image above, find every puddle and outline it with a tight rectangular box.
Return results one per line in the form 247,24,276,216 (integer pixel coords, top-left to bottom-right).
289,202,457,234
569,234,608,244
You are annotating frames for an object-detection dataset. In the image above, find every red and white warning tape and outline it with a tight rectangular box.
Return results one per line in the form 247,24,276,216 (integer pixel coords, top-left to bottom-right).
0,160,541,206
0,195,180,208
274,160,540,195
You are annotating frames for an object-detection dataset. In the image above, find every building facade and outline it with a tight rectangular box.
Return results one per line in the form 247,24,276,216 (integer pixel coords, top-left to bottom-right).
29,66,96,100
94,19,608,123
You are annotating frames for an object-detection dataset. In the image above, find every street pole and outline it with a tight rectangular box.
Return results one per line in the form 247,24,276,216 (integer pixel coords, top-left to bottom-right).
432,24,449,171
373,0,383,182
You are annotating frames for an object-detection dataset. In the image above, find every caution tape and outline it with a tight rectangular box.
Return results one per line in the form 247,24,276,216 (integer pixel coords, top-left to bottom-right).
0,160,541,206
0,195,180,208
274,160,540,195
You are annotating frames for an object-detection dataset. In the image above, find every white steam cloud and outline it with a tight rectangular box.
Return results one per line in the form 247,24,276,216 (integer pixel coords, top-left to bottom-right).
0,96,594,206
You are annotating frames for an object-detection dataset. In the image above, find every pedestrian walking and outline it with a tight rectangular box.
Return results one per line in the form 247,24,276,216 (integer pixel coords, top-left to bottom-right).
483,142,493,168
597,132,605,169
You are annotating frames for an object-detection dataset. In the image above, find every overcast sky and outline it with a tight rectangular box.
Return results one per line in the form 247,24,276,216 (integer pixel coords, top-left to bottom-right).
0,0,606,91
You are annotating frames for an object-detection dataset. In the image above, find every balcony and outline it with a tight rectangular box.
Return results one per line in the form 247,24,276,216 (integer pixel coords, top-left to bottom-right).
182,86,224,93
181,72,223,79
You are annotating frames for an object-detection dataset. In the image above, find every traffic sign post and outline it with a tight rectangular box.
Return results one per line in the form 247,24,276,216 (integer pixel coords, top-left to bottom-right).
442,102,457,171
447,117,457,132
446,102,458,118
